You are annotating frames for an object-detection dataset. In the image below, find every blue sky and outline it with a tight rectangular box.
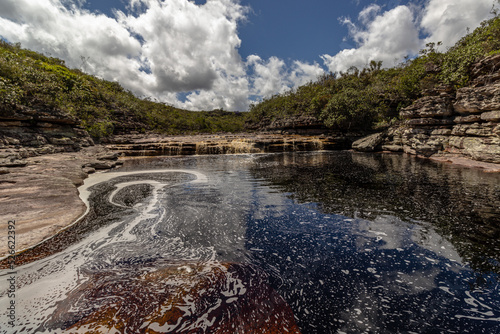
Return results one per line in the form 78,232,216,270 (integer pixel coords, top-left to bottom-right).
83,0,412,64
0,0,496,110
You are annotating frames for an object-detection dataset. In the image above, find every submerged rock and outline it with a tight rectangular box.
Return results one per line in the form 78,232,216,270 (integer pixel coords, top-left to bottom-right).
44,262,301,333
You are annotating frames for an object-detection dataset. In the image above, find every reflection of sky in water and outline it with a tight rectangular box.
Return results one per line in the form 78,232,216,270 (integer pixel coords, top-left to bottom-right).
246,200,500,333
0,152,499,333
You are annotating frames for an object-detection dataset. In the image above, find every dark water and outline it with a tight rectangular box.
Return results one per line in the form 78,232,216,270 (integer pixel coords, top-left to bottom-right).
1,151,499,333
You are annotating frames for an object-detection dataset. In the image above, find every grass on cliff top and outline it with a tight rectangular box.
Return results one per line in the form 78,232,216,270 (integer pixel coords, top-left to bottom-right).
0,42,246,138
246,15,500,132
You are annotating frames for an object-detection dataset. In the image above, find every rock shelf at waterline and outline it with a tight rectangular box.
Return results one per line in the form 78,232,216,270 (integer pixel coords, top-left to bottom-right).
103,133,348,156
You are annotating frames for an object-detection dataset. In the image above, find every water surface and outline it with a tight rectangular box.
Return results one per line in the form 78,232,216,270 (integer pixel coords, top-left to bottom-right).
1,151,499,333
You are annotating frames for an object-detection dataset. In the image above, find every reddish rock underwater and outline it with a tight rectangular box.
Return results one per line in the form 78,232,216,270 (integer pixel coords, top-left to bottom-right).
44,262,300,333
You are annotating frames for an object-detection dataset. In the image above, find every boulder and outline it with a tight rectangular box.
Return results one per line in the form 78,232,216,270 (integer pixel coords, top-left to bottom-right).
352,133,385,152
381,144,404,152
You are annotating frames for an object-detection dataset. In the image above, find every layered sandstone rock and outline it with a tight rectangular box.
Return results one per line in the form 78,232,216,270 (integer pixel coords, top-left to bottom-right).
359,55,500,165
0,104,94,167
104,133,345,156
245,115,327,135
0,146,122,259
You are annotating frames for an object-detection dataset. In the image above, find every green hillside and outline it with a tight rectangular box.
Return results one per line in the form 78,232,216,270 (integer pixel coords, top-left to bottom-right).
1,16,499,139
0,42,246,138
246,16,500,132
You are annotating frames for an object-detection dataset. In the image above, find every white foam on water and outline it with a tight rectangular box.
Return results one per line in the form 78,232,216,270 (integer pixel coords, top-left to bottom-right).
0,169,210,333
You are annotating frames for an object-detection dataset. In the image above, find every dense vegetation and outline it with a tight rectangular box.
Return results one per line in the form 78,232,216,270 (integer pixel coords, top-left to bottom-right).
1,15,499,138
0,42,245,137
246,16,500,132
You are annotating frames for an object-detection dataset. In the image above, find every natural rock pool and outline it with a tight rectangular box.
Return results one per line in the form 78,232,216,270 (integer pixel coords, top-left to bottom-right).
1,151,500,333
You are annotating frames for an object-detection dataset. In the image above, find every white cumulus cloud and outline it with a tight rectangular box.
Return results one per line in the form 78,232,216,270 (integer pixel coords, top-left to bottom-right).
0,0,497,111
0,0,253,110
322,5,420,74
246,55,324,100
321,0,496,75
421,0,495,48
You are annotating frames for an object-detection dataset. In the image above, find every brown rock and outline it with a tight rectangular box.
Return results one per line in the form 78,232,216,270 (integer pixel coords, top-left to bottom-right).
454,83,500,113
430,128,453,136
106,134,343,157
381,144,404,152
454,114,482,124
481,110,500,122
0,146,122,258
48,137,75,146
82,167,96,174
4,137,20,145
352,133,385,152
400,96,453,119
494,124,500,136
44,262,301,334
0,171,86,257
452,123,494,137
470,53,500,84
405,118,454,126
83,161,116,170
462,137,500,163
0,121,24,127
0,158,27,167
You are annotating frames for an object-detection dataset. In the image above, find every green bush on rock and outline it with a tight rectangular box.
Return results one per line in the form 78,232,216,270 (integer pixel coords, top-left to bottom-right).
246,16,500,133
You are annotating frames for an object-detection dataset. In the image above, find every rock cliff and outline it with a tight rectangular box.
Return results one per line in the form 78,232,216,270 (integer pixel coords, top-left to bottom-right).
0,104,95,167
245,114,327,135
355,54,500,165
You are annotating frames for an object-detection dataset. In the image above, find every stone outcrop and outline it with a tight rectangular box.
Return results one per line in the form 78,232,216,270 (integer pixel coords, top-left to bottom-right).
0,146,122,258
352,132,385,152
245,115,328,135
104,133,348,156
358,54,500,165
0,104,95,167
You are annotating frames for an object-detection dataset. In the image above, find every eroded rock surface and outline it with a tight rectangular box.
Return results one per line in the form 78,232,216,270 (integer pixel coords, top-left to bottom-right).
0,146,122,258
357,54,500,166
352,132,385,152
104,133,346,156
0,104,94,167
